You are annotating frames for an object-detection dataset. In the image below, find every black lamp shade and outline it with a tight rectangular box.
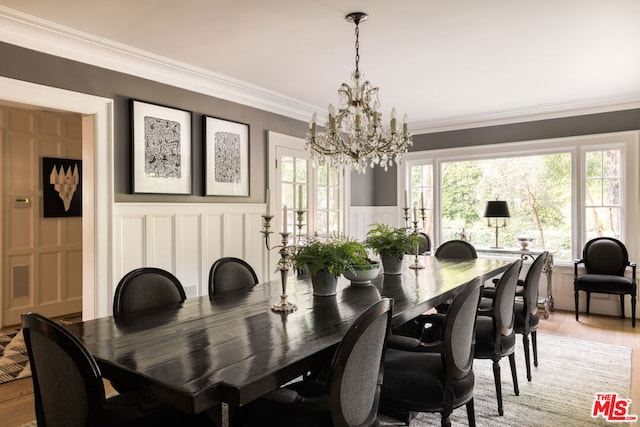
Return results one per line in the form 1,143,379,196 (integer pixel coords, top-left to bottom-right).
484,200,510,218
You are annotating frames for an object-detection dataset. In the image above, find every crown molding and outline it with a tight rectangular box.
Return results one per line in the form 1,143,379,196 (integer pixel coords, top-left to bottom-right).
1,6,639,135
411,93,640,135
0,6,316,122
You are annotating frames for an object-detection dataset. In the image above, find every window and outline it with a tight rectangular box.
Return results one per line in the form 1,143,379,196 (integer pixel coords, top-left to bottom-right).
268,131,348,241
585,149,621,240
439,154,572,259
401,131,638,262
316,164,343,236
409,163,434,238
280,155,308,237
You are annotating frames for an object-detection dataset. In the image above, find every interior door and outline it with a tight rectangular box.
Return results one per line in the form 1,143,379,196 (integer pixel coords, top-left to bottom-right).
1,105,83,327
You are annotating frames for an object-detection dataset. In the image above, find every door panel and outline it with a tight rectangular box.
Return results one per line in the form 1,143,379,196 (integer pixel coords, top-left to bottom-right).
1,106,83,326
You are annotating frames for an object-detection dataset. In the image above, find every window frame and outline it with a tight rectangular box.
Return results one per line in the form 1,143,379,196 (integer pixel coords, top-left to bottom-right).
398,130,639,264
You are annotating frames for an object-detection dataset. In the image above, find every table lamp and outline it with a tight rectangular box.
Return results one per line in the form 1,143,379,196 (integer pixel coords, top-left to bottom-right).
484,200,510,248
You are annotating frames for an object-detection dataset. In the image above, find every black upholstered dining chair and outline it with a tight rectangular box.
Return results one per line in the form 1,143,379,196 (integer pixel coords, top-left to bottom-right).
434,240,477,260
22,312,211,427
239,298,393,427
408,232,431,255
473,259,522,416
514,251,548,381
208,257,259,299
113,267,186,318
379,278,484,427
574,237,636,327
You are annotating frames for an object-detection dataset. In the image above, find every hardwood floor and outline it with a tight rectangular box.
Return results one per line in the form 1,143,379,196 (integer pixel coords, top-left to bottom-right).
0,310,637,426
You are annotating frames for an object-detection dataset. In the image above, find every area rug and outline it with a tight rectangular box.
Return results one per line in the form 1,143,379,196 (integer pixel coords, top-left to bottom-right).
0,328,31,385
379,333,634,427
15,333,634,427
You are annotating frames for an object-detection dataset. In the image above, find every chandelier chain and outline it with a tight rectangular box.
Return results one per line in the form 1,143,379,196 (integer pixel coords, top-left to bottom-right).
354,21,360,75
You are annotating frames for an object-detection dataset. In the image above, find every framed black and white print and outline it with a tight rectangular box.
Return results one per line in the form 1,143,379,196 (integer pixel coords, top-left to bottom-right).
203,116,249,196
131,99,192,194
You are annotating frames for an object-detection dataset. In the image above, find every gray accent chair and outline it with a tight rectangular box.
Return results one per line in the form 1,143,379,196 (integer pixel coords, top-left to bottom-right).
21,312,211,427
514,251,548,381
379,278,484,427
239,298,393,427
473,259,522,416
208,257,259,299
574,237,636,327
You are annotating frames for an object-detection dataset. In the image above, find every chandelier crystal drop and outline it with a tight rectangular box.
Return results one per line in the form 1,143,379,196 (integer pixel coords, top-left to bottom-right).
305,12,413,174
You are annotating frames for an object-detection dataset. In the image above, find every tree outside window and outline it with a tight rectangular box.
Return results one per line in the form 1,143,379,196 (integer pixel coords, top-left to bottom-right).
440,153,572,260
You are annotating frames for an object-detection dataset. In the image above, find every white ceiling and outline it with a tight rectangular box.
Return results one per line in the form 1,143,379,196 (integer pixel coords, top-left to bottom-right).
1,0,639,133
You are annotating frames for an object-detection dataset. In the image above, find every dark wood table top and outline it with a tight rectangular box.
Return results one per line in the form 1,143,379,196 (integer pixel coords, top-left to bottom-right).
66,256,510,414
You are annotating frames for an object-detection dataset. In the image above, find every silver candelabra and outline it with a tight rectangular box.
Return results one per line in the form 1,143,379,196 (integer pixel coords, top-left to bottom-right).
261,209,306,313
403,206,427,269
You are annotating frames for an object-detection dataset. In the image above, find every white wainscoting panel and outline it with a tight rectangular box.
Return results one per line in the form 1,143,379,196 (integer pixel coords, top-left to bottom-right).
112,203,266,308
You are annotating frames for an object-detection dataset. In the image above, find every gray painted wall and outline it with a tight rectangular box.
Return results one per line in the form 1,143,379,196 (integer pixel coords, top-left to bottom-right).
370,109,640,206
0,42,308,204
1,41,639,207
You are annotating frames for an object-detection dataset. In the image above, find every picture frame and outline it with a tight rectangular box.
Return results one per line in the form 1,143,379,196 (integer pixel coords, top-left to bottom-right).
131,99,192,194
203,116,250,196
42,157,82,217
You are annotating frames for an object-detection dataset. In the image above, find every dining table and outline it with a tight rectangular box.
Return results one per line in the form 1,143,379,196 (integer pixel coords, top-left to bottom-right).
65,256,510,416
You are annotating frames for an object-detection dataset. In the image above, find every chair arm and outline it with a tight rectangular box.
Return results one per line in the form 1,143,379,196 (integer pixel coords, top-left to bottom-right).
393,339,444,354
387,333,423,350
574,258,584,277
628,261,637,280
414,313,445,327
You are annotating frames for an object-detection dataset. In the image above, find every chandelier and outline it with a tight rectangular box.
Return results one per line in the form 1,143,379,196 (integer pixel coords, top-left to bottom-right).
305,12,413,174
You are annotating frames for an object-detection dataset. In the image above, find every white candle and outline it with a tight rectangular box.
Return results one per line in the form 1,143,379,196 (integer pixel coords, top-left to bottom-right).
390,107,397,131
265,188,271,215
298,185,303,211
420,192,424,209
283,205,288,233
413,206,418,221
404,190,408,208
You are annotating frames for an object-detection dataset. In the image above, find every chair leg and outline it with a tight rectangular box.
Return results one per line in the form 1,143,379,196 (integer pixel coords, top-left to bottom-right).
466,398,476,427
632,295,636,328
522,334,532,381
574,290,580,321
440,411,452,427
492,360,504,416
620,294,626,319
508,353,519,396
586,291,591,314
532,330,538,367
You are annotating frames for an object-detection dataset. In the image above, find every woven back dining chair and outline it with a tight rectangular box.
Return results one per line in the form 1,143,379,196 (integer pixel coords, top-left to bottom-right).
113,267,186,318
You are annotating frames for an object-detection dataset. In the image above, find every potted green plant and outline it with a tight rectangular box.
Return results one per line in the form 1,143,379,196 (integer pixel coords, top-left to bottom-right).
292,237,369,296
365,223,420,275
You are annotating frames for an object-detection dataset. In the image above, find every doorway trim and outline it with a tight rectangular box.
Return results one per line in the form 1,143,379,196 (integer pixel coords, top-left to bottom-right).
0,76,113,320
